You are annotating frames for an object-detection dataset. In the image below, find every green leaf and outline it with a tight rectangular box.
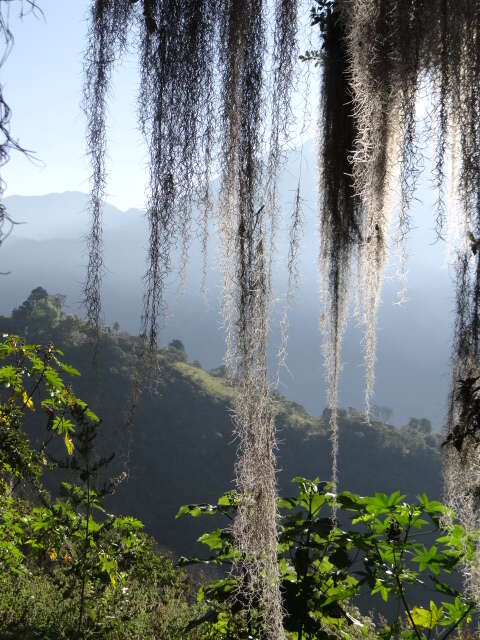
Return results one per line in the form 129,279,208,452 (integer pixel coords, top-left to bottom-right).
413,546,441,573
217,491,240,512
278,497,297,510
444,597,474,626
52,416,75,436
372,578,389,602
198,529,224,550
0,343,14,359
417,494,448,515
0,365,18,387
336,491,364,511
202,577,238,602
59,362,80,377
44,367,64,390
411,607,434,629
364,492,406,514
113,516,144,531
176,503,217,518
411,601,445,629
74,399,99,423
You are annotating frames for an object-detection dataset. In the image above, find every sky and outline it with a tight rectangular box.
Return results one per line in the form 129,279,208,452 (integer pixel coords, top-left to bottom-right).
2,0,149,209
2,1,318,210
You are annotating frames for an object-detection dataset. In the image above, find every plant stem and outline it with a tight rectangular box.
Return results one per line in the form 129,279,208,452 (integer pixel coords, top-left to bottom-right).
77,424,92,638
298,489,315,640
390,525,421,640
394,572,422,640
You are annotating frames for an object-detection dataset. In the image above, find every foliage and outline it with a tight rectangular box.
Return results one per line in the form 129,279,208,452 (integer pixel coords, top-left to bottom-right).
0,491,194,639
178,478,477,639
0,333,200,639
298,0,337,63
0,331,82,491
443,376,480,452
0,307,476,640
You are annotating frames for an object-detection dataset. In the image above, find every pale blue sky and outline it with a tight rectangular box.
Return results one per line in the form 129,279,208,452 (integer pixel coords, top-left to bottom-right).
2,1,318,210
2,0,148,209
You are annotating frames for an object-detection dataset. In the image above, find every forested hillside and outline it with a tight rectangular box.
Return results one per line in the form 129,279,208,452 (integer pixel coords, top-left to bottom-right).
0,288,442,554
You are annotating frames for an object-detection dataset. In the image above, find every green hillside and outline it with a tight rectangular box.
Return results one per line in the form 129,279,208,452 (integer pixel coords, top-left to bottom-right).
0,288,443,554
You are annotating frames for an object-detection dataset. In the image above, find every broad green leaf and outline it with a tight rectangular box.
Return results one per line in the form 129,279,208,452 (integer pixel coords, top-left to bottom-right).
113,516,143,531
430,576,460,597
0,366,18,387
278,497,297,510
198,529,224,550
176,503,217,518
411,601,444,629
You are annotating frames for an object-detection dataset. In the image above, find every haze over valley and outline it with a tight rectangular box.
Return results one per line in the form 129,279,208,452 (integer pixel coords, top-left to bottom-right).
1,143,454,428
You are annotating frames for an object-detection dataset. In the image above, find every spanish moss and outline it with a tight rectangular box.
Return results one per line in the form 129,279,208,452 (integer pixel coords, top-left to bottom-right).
277,177,303,384
84,0,302,632
218,2,285,634
318,2,360,493
83,0,132,337
318,0,480,599
83,0,480,623
441,2,480,600
265,0,299,267
199,101,214,300
318,1,480,437
138,0,218,346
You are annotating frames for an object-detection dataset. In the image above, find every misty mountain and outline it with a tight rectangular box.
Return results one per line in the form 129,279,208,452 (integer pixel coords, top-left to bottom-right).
0,142,454,427
3,191,143,241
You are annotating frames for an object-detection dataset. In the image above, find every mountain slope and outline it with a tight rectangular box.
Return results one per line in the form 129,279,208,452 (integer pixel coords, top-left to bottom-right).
0,289,442,555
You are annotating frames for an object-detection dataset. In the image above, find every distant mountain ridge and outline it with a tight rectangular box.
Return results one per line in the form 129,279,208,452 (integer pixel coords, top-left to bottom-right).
0,142,455,426
4,191,143,241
